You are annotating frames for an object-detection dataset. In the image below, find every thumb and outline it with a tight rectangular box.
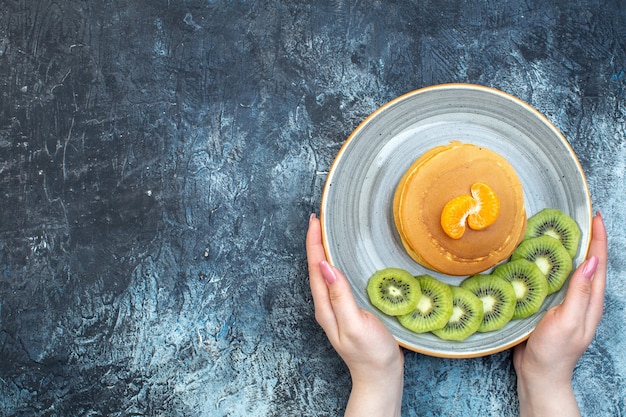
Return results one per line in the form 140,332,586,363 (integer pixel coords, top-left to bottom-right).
319,261,363,328
558,255,598,323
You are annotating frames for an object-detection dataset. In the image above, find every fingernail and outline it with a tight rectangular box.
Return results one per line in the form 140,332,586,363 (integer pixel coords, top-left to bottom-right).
596,210,603,219
309,213,316,224
319,260,337,284
582,256,599,279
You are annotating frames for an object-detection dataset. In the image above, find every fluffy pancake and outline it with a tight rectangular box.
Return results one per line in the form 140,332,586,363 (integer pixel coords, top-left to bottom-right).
394,142,526,276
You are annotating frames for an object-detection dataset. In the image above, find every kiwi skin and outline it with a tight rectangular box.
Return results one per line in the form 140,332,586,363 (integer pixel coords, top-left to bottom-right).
492,258,549,320
511,235,573,294
366,268,421,316
460,274,516,333
432,285,484,341
524,208,581,258
397,275,453,333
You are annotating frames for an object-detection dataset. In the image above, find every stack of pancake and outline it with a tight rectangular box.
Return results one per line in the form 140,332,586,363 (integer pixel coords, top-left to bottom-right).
393,142,526,276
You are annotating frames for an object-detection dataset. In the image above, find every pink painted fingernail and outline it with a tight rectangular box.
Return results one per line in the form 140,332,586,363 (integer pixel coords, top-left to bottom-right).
582,256,599,279
319,260,337,284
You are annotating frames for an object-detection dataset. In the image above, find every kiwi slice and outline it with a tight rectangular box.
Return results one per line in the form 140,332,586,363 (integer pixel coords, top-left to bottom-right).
432,285,484,341
397,275,453,333
524,208,581,258
366,268,421,316
460,274,516,332
511,235,573,294
492,259,549,320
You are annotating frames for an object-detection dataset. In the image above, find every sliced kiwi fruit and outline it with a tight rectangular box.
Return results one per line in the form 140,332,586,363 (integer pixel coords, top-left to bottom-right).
397,275,453,333
366,268,421,316
460,274,516,332
492,258,549,320
511,235,573,294
432,285,484,341
524,208,581,258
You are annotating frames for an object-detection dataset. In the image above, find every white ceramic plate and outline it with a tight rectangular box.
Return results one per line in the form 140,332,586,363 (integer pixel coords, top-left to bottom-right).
320,84,592,358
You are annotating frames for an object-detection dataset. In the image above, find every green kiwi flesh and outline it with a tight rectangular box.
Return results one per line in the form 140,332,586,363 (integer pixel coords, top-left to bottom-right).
511,235,573,294
524,208,581,258
364,208,582,342
366,268,421,316
460,274,516,332
432,285,484,341
397,275,453,333
492,258,549,320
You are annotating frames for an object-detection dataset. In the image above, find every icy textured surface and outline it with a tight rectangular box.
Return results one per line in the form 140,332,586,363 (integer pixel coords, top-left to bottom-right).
1,1,624,415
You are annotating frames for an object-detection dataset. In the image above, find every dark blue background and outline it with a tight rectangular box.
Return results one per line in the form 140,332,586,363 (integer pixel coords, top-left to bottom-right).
1,1,625,415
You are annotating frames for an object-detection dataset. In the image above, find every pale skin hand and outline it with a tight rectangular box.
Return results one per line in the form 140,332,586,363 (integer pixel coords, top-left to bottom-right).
306,214,403,417
514,212,608,417
307,212,607,417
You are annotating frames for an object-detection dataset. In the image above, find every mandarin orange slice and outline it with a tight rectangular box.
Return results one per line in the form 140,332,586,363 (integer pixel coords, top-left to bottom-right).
440,195,477,239
468,182,500,231
440,183,500,239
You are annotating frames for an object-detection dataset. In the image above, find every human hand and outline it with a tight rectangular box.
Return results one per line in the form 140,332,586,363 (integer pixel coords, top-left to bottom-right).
306,214,403,417
513,212,607,417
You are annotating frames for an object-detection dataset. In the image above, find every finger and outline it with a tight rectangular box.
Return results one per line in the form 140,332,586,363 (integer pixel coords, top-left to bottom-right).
305,214,326,291
306,215,338,334
559,256,596,324
319,260,364,333
558,213,607,333
585,213,608,329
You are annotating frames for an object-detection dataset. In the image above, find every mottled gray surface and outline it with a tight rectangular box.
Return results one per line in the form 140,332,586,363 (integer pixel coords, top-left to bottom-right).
0,1,624,416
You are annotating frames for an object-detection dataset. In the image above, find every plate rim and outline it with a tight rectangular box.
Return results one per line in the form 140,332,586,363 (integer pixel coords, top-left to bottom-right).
320,83,592,358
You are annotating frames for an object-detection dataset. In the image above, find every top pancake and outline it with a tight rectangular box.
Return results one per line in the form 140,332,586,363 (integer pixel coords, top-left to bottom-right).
394,141,526,276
